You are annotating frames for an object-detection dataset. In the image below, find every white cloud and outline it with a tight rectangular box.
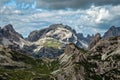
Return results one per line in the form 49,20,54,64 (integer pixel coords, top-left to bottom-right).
0,4,120,37
86,5,110,24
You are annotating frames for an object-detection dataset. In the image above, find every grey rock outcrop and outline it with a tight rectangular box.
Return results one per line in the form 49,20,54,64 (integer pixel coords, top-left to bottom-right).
89,33,101,49
52,36,120,80
0,24,29,52
35,47,64,58
26,24,92,58
1,24,23,41
77,33,94,45
27,24,90,49
103,26,120,38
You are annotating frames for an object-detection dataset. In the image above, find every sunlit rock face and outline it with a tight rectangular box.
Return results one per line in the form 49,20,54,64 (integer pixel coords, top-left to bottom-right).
0,24,92,58
27,24,78,44
26,24,92,58
27,24,91,48
52,36,120,80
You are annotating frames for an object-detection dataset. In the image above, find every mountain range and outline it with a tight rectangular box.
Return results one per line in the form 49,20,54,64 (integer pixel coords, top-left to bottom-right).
0,24,120,80
0,24,94,58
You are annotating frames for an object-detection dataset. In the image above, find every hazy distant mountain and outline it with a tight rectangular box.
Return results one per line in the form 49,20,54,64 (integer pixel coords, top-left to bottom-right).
88,26,120,49
103,26,120,38
26,24,91,58
0,24,92,58
77,33,94,45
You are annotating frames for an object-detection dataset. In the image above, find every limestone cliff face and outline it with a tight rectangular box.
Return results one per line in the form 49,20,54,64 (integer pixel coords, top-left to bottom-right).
52,37,120,80
26,24,91,58
51,43,88,80
89,33,101,49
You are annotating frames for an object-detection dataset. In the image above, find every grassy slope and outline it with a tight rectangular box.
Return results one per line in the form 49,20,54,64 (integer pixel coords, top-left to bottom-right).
43,38,63,49
0,50,60,80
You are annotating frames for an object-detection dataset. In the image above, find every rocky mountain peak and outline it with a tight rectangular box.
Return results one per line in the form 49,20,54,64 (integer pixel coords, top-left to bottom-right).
103,26,120,38
25,24,93,58
2,24,15,32
0,24,25,47
95,33,101,38
49,24,74,32
76,33,94,46
109,26,116,30
1,24,23,41
0,24,93,59
27,24,91,50
89,33,101,49
27,24,76,42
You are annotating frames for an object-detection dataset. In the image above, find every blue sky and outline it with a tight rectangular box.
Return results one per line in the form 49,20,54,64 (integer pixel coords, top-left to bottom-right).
0,0,120,37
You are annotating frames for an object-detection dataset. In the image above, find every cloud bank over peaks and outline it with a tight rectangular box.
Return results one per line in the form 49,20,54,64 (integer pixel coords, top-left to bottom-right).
0,0,120,37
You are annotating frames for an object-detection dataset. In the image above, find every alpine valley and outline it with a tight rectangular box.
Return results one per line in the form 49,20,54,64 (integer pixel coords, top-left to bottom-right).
0,24,120,80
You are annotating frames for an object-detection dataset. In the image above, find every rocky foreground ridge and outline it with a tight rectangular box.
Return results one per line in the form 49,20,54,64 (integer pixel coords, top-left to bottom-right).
0,36,120,80
51,36,120,80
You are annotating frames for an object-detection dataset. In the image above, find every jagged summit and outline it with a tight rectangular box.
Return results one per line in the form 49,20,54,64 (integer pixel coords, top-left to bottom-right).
1,24,23,39
2,24,15,31
0,24,92,58
27,24,76,42
0,24,28,50
89,33,101,49
49,24,73,30
27,24,91,49
26,24,91,58
109,26,116,30
103,26,120,38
